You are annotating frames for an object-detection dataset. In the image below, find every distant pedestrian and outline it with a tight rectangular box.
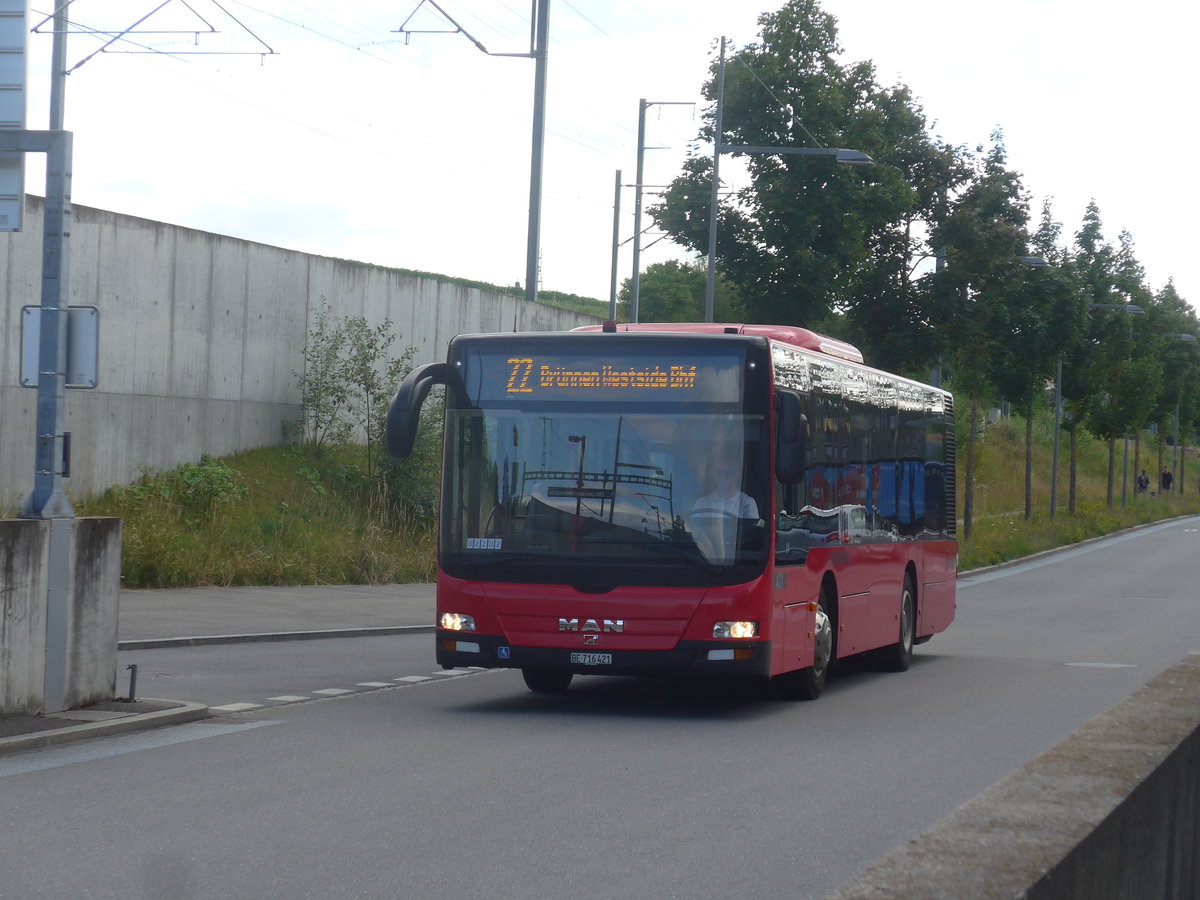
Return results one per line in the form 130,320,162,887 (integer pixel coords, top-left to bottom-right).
1137,470,1150,493
1161,466,1174,494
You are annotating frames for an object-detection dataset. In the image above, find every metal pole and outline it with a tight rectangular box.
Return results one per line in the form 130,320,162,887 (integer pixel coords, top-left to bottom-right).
25,3,75,715
1050,354,1062,518
523,0,549,304
630,99,647,323
627,99,689,322
1122,315,1133,506
608,168,620,321
1122,435,1129,506
704,36,726,324
931,239,945,387
22,3,73,520
1174,397,1180,494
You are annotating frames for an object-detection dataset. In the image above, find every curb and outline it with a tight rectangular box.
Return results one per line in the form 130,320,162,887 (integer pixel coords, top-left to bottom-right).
119,624,434,651
0,700,210,757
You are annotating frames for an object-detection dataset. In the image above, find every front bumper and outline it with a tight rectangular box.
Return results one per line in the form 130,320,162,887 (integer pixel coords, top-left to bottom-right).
435,630,771,678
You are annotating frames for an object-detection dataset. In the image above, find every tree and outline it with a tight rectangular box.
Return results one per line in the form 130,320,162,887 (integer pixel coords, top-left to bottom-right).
650,0,947,351
1057,202,1114,511
617,259,743,322
290,299,413,479
926,134,1033,539
988,200,1087,519
1143,280,1200,494
1069,216,1161,506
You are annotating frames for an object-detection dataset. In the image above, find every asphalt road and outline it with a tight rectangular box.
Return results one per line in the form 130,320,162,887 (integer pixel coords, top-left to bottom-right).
2,519,1198,900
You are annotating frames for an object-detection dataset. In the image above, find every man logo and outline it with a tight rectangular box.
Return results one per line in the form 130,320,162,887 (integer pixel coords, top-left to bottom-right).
558,617,624,633
582,634,600,646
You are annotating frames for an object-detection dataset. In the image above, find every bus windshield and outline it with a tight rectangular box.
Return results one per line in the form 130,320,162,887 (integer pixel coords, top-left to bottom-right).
441,408,769,585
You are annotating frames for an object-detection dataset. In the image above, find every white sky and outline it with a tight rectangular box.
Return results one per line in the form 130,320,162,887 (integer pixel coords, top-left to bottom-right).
16,0,1198,314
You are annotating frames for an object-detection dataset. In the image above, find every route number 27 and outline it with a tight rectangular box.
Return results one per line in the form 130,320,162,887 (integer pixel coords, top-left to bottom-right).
507,357,534,393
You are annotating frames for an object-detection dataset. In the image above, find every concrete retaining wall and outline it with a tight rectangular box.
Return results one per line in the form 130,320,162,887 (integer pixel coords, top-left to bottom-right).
0,517,121,714
1,196,600,507
826,653,1200,899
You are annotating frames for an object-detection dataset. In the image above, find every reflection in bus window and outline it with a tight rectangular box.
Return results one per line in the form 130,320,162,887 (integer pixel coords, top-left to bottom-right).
444,410,768,569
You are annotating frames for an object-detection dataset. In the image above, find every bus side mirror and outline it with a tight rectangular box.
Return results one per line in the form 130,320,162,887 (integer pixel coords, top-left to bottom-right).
386,362,447,458
776,390,807,484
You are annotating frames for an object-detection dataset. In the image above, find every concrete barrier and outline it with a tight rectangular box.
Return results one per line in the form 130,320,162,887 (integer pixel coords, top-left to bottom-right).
0,519,47,713
0,517,122,714
826,653,1200,899
1,196,600,507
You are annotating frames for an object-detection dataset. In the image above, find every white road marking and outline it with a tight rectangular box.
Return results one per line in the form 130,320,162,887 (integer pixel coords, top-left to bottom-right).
1065,662,1138,668
191,669,495,716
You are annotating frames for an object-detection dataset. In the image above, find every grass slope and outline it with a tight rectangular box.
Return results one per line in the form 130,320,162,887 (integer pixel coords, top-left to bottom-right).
958,410,1200,569
75,447,435,588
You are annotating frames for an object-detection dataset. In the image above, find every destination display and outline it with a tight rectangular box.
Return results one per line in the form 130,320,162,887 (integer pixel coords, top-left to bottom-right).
461,345,744,405
507,358,699,393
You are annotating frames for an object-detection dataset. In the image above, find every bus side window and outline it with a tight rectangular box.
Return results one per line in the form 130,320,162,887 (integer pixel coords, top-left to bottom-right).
898,403,924,536
775,393,811,562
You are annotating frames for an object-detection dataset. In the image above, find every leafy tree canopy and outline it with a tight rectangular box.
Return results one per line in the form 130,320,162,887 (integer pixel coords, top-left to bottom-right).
649,0,955,364
618,259,744,323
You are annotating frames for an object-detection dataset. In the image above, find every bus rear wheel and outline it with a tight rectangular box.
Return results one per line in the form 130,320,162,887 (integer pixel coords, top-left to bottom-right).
522,667,573,693
777,588,833,701
878,575,915,672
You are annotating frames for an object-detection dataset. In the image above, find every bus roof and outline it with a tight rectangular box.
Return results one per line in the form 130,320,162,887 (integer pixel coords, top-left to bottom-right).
570,322,865,365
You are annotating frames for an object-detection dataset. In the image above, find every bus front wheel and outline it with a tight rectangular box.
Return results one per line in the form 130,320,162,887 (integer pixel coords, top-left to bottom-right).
777,588,833,701
522,667,573,693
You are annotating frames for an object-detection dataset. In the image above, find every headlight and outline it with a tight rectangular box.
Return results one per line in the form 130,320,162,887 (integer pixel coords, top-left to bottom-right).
440,612,476,632
713,620,758,639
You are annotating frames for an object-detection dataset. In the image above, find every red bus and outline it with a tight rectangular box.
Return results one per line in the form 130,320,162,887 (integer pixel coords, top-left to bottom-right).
386,322,957,699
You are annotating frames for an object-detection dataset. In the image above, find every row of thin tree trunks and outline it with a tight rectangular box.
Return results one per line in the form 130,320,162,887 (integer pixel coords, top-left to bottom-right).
963,391,1190,540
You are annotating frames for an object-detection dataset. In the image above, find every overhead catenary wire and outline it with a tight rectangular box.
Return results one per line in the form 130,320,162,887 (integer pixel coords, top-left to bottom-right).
23,0,730,301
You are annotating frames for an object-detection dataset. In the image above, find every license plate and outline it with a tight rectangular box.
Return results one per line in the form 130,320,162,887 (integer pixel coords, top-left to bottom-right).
570,652,612,666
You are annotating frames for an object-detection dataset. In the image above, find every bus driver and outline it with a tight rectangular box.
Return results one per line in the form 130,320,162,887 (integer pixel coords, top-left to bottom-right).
692,462,759,518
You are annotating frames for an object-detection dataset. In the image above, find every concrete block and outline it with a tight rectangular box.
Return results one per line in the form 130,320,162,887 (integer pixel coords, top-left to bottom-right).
0,519,48,714
0,517,122,715
65,517,121,708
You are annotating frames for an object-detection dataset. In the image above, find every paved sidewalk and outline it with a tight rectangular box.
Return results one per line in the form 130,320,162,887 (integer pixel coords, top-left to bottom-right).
1,583,436,756
118,583,436,647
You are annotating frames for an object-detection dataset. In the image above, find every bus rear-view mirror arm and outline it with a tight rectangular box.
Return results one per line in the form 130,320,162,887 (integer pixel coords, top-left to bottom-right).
386,362,447,458
776,390,807,484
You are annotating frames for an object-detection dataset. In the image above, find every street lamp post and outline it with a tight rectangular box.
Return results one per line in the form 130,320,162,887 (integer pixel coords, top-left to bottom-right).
702,36,873,323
